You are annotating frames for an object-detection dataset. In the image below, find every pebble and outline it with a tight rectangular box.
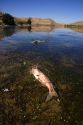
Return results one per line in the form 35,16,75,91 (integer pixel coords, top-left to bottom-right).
66,120,69,123
68,116,71,119
3,88,9,92
23,61,26,65
60,116,63,120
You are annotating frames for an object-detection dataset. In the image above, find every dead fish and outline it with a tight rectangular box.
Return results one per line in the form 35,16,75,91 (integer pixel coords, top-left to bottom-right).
30,66,59,102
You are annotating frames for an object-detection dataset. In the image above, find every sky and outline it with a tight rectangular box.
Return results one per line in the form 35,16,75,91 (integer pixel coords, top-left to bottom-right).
0,0,83,23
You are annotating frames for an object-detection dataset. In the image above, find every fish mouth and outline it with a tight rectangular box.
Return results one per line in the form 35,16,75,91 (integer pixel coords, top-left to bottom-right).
30,65,36,73
31,65,38,69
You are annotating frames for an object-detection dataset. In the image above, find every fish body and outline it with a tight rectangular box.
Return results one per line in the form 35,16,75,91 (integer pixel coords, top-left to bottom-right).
31,66,59,102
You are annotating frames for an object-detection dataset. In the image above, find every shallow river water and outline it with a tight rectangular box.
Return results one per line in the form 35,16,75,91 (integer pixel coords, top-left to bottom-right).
0,26,83,125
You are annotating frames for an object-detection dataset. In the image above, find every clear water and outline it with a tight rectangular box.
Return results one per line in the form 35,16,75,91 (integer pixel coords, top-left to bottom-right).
0,27,83,125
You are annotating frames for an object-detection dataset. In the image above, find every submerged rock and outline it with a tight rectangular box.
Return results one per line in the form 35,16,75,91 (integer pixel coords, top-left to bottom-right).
3,88,9,92
32,40,48,44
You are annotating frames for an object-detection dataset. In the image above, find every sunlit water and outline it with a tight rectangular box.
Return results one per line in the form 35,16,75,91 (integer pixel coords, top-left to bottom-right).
0,27,83,125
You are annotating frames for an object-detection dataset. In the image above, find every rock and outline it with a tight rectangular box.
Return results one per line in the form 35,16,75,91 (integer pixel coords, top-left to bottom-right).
23,61,26,65
32,40,48,44
3,88,9,92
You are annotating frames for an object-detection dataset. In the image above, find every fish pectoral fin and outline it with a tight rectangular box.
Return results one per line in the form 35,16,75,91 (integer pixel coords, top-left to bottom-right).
45,91,58,102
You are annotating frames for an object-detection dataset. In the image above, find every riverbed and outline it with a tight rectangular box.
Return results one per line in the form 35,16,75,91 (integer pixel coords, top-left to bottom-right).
0,26,83,125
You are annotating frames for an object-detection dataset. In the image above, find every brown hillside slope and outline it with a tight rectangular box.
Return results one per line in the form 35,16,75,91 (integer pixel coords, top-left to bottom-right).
15,17,56,26
71,21,83,25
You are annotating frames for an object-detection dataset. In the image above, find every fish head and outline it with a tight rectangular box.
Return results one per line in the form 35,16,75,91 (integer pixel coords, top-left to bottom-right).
30,65,36,74
31,67,40,79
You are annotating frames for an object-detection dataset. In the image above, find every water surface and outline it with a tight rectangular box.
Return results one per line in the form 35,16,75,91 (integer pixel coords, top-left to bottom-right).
0,26,83,125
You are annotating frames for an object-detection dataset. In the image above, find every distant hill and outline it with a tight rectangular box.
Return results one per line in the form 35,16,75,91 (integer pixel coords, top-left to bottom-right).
15,17,56,26
1,11,83,27
0,11,64,27
65,21,83,28
15,17,63,27
71,21,83,25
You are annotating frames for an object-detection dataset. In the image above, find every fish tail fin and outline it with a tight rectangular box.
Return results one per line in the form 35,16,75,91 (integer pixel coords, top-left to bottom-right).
45,90,59,102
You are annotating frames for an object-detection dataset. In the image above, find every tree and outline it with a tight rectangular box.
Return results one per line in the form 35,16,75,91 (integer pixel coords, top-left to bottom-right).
27,18,32,25
2,13,15,25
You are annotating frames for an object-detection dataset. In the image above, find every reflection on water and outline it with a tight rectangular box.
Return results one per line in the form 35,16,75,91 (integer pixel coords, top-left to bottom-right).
68,27,83,33
0,26,83,125
0,26,15,40
16,25,55,33
31,25,55,32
